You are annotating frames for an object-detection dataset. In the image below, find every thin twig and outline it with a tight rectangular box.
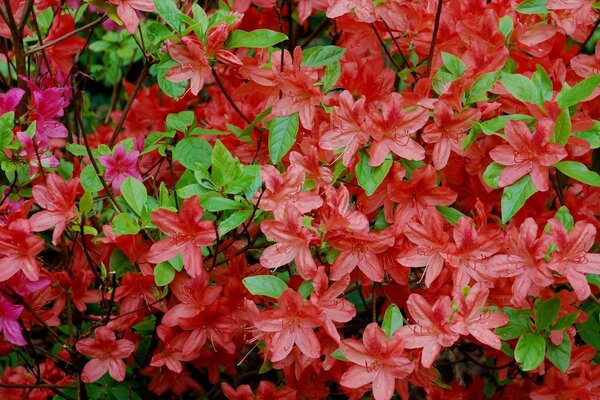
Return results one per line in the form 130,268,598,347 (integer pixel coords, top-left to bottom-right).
370,23,403,73
426,0,444,77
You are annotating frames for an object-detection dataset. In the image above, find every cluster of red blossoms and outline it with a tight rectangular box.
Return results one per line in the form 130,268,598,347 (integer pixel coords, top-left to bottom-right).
0,0,599,398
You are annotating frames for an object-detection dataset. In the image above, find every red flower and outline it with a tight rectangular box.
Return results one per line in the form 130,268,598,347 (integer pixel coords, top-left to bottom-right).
0,219,45,282
76,326,135,382
340,323,413,400
254,288,324,362
490,119,567,191
146,196,216,278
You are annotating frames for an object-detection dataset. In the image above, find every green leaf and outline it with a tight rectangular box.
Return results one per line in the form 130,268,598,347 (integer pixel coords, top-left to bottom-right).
242,275,288,298
573,122,600,148
515,332,546,371
79,190,94,216
302,45,346,67
211,140,241,189
154,59,186,99
436,206,466,226
120,177,147,216
66,143,89,157
166,111,195,132
588,274,600,289
356,152,393,196
331,348,348,361
500,73,540,104
496,308,532,340
237,106,271,142
201,196,245,212
218,208,252,235
173,137,212,170
466,72,499,103
154,262,176,286
516,0,548,14
555,161,600,187
228,29,288,48
153,0,192,33
483,162,504,189
499,15,514,40
554,206,574,232
109,248,133,279
501,175,537,223
532,65,553,103
432,71,456,95
441,52,466,76
382,304,403,339
576,301,600,353
552,312,579,330
191,4,209,36
552,108,571,145
556,74,600,109
80,164,103,192
546,333,571,372
0,112,14,150
477,114,535,136
322,62,341,92
534,296,560,330
112,213,140,235
298,280,314,298
268,113,299,164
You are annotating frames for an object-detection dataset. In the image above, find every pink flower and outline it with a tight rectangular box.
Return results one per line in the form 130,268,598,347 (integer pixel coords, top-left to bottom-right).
0,299,26,346
27,84,69,147
76,326,136,382
109,0,155,34
0,88,24,115
98,144,142,193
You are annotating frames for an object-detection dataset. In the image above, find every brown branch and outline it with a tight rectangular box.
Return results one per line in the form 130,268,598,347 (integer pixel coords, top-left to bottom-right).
108,61,153,147
210,66,251,124
426,0,444,77
370,23,403,73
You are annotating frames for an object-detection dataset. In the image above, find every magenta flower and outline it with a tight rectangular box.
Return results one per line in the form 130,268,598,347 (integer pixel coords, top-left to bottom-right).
27,84,69,146
0,299,26,346
98,144,142,193
0,88,25,115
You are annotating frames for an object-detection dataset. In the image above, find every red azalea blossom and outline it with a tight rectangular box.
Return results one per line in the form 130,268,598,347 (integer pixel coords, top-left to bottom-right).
76,326,135,382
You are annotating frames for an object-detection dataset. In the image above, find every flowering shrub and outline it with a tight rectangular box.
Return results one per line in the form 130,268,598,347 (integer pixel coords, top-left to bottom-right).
0,0,599,398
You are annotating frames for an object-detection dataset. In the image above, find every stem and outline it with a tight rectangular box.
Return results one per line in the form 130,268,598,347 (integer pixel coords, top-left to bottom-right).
370,23,403,73
108,61,153,147
210,66,251,124
25,16,108,56
426,0,444,77
574,16,600,57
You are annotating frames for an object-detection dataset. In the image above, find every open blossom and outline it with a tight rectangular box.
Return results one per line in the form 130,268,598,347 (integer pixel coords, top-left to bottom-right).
0,299,26,346
340,323,413,400
98,144,142,193
76,326,135,382
490,119,567,191
0,88,24,115
109,0,155,34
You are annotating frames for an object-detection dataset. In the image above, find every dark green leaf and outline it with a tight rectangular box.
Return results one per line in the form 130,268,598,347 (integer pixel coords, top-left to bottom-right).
382,304,403,339
576,301,600,353
219,208,252,235
173,137,212,170
534,296,560,330
242,275,287,298
211,140,242,188
552,312,579,330
322,62,341,92
268,113,299,164
228,29,288,48
515,332,546,371
495,308,532,340
501,175,537,223
555,161,600,187
356,152,393,196
546,333,571,372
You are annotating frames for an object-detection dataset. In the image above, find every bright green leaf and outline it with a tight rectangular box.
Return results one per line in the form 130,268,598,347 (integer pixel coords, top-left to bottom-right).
120,177,147,216
483,162,504,189
516,0,548,14
80,164,104,192
552,312,579,330
554,206,574,232
382,304,403,339
556,74,600,109
154,262,176,286
534,296,560,330
515,332,546,371
555,161,600,187
436,206,467,226
302,46,346,67
173,137,212,170
269,113,299,164
441,52,466,76
500,73,540,104
228,29,288,48
242,275,288,298
501,175,537,223
153,0,192,33
166,111,195,132
356,153,393,196
219,208,252,235
552,108,571,145
531,65,553,103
